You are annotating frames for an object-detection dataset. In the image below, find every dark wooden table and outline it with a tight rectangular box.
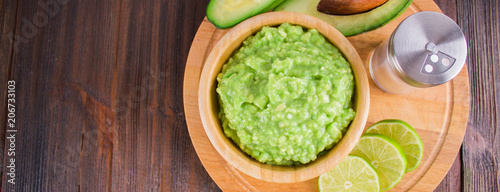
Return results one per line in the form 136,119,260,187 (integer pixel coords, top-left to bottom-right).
0,0,498,191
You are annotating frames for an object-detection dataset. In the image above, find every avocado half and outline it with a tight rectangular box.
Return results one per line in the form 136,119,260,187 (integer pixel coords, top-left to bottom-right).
207,0,286,29
274,0,413,36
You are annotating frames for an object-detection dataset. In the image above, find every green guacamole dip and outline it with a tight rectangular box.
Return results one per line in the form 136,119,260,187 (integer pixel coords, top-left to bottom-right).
216,23,355,165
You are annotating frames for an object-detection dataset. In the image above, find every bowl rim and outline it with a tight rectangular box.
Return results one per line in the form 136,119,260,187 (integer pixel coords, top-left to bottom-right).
198,11,370,183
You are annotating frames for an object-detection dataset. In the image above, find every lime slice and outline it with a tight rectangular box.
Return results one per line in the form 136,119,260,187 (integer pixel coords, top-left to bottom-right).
350,134,407,191
365,119,424,173
319,155,380,192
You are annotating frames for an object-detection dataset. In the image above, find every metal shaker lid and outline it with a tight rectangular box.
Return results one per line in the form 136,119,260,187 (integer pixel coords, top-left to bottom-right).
389,11,467,87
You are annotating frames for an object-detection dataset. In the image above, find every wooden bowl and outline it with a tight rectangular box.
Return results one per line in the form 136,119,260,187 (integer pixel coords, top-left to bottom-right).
198,11,370,183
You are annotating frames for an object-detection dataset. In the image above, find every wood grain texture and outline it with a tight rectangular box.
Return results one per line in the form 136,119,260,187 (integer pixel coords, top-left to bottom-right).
111,0,217,191
0,0,498,191
432,0,462,191
72,1,121,191
1,0,120,191
183,0,470,191
2,0,82,190
457,0,500,191
0,0,219,191
434,153,462,192
0,0,18,182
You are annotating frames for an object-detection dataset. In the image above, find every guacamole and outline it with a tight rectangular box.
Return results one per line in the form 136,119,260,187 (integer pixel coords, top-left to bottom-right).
216,23,355,165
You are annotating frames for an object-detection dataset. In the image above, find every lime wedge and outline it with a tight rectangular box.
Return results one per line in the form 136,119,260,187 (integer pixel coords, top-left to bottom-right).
365,119,424,173
319,155,380,192
350,134,407,191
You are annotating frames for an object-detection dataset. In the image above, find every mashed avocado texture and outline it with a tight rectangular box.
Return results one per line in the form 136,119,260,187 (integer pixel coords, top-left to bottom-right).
216,23,355,165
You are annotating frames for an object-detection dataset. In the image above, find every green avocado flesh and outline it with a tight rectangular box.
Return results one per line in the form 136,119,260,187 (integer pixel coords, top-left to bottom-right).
274,0,413,36
207,0,285,29
216,23,356,165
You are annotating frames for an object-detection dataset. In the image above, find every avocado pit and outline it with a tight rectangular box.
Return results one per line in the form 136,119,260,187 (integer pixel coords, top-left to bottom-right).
317,0,388,15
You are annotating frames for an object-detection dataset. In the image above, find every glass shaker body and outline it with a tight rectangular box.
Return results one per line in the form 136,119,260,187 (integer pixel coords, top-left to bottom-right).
369,36,417,94
368,11,467,94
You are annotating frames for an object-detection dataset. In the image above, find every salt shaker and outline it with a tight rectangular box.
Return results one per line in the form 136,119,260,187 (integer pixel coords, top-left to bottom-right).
369,11,467,94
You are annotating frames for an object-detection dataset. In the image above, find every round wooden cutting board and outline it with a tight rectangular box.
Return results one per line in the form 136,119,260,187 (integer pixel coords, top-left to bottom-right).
183,0,470,191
